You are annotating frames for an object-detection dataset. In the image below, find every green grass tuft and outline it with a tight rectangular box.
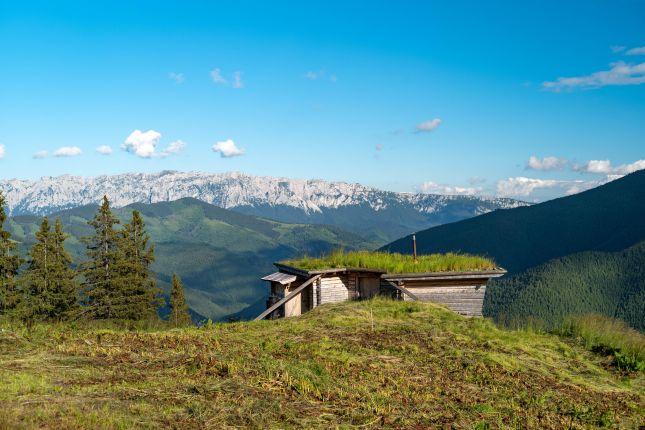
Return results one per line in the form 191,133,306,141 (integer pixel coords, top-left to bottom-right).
556,314,645,372
282,249,496,273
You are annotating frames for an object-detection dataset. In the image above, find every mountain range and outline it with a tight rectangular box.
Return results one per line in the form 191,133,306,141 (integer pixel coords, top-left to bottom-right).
383,170,645,329
0,171,528,244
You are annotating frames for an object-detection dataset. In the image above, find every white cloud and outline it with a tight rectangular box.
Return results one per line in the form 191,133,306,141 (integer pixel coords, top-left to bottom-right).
122,129,162,158
210,68,244,88
527,155,567,171
565,175,621,196
496,177,560,197
33,150,48,159
375,144,383,151
614,159,645,175
0,144,5,159
53,146,82,157
212,139,244,158
574,159,612,174
496,173,632,199
304,70,337,82
415,118,442,133
626,46,645,56
168,72,185,84
96,145,113,155
210,68,228,85
419,181,481,196
232,71,244,88
160,140,186,157
574,159,645,175
543,61,645,91
122,130,186,158
305,71,319,80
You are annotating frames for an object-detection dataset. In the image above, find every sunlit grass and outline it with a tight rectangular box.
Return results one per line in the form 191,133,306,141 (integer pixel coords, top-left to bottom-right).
282,249,496,273
0,299,642,428
556,314,645,372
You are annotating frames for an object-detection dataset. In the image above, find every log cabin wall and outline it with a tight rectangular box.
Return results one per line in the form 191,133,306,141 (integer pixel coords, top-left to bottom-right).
401,279,487,317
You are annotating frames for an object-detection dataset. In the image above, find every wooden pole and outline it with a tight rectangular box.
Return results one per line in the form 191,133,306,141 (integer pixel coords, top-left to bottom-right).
412,234,417,262
254,275,322,321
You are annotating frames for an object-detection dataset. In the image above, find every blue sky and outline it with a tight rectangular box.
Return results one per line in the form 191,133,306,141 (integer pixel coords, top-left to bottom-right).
1,1,644,201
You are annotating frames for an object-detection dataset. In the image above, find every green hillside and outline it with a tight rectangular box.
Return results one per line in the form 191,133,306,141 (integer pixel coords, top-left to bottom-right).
486,241,645,331
6,198,372,321
1,299,642,428
382,170,645,275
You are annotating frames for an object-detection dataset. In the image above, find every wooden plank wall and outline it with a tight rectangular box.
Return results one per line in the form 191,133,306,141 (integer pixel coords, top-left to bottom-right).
320,275,352,304
403,283,486,317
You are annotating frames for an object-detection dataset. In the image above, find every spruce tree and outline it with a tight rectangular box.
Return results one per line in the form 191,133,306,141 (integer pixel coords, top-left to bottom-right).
119,210,160,320
169,274,191,327
49,219,79,319
82,196,123,319
19,217,53,322
0,192,22,316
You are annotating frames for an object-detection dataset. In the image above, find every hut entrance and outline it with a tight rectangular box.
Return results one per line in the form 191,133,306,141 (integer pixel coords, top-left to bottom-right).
358,276,380,299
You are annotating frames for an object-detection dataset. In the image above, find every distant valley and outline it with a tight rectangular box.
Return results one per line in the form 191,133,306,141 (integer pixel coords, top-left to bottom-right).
6,198,370,321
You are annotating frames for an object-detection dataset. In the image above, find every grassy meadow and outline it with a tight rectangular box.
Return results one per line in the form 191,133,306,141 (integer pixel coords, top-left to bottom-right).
1,298,643,429
282,250,496,273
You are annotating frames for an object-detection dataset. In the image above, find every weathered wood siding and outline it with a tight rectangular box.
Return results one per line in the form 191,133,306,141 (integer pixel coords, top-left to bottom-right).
319,275,350,304
403,282,486,316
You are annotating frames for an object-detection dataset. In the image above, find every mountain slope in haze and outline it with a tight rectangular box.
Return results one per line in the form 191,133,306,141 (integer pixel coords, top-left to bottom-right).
0,171,528,243
6,198,371,321
485,241,645,331
383,170,645,275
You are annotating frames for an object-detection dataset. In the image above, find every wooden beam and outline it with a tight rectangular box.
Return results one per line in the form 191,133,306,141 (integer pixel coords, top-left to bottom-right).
255,275,322,321
385,280,420,301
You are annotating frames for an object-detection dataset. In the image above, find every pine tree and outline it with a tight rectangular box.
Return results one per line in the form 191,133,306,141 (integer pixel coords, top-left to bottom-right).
0,192,23,316
82,196,123,319
18,217,53,323
49,219,79,319
21,217,79,323
169,274,191,327
119,210,160,320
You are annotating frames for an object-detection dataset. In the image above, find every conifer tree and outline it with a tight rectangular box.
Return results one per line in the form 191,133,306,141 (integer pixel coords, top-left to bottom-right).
22,217,79,323
19,217,53,322
169,274,191,327
82,196,123,319
119,210,160,320
0,192,22,316
49,219,79,319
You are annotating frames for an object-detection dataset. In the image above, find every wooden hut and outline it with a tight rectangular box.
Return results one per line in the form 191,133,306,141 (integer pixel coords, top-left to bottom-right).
257,262,506,320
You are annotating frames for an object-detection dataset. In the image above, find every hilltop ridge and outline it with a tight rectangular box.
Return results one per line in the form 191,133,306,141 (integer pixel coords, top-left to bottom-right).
1,299,642,428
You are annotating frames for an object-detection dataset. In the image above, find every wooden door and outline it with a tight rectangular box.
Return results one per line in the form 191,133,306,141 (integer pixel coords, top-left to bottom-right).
358,277,380,299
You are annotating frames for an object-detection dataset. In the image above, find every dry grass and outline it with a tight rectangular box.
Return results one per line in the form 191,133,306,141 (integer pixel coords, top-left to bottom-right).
282,250,496,273
1,299,643,429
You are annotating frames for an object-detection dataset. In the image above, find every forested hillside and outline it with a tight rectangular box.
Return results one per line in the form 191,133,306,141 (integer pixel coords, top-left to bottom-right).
6,198,371,321
485,241,645,330
382,170,645,275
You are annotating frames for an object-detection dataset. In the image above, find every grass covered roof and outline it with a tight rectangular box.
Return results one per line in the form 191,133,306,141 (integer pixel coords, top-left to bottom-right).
281,250,496,274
